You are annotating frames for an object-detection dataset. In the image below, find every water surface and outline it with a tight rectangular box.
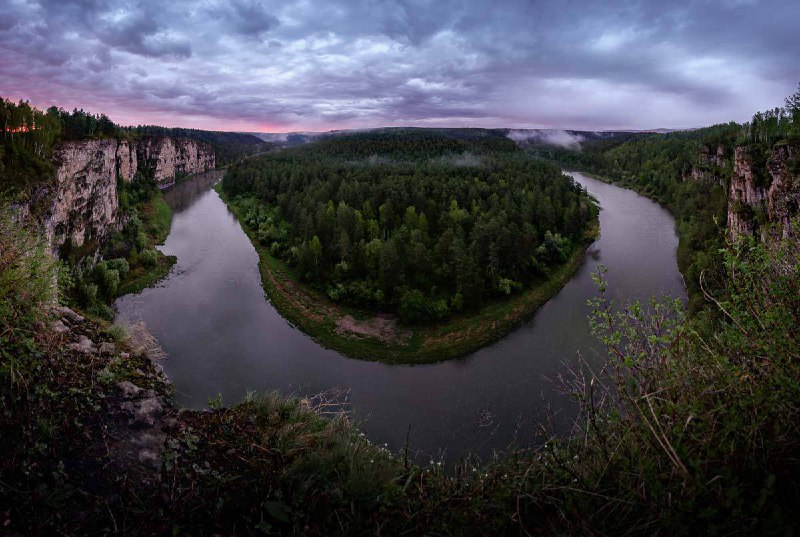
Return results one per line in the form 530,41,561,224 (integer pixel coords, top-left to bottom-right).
116,170,685,461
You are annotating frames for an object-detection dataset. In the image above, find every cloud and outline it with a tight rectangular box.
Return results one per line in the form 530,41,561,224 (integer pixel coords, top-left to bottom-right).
212,0,279,38
0,0,797,131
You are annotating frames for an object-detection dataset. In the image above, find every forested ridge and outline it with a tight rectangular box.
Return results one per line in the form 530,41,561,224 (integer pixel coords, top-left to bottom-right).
0,97,269,194
223,129,597,322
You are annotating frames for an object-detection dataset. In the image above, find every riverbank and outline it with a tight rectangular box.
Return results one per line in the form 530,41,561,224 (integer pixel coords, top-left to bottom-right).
216,183,598,364
117,190,177,296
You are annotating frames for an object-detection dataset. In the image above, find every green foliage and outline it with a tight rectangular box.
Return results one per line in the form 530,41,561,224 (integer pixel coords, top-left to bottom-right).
398,288,449,322
139,249,158,268
571,234,800,534
786,82,800,137
0,206,55,333
58,179,173,315
223,129,597,321
0,98,60,192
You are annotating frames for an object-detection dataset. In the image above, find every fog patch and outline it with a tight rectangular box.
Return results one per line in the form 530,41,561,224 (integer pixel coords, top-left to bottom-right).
437,152,483,167
507,129,586,150
366,154,393,165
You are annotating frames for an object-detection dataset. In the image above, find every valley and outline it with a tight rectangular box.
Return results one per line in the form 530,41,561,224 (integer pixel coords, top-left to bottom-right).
1,82,799,534
115,167,683,461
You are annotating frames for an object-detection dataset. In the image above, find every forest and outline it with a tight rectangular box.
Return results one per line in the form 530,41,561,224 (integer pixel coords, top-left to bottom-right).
223,129,597,322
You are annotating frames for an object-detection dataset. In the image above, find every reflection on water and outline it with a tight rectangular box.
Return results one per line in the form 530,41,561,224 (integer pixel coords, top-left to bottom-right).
164,170,225,211
116,170,685,462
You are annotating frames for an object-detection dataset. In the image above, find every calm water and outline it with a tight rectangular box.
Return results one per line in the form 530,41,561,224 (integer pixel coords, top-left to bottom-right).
115,170,685,462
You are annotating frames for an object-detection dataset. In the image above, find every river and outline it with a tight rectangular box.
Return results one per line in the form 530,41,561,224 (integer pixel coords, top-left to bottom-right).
115,170,685,462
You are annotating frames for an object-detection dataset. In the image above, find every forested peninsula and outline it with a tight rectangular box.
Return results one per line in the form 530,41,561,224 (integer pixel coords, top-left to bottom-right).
221,129,598,361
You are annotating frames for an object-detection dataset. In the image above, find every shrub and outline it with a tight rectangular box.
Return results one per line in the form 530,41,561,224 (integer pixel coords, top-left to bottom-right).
107,258,130,279
139,249,158,268
0,205,55,332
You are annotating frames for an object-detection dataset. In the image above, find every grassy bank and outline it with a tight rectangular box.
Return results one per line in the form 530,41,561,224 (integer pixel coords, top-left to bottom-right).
217,183,597,364
117,190,176,296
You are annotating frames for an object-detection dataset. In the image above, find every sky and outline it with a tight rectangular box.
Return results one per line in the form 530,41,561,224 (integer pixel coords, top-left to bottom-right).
1,0,798,133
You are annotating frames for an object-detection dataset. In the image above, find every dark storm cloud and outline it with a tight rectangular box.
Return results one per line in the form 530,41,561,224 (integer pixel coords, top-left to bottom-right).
214,0,280,38
0,0,797,131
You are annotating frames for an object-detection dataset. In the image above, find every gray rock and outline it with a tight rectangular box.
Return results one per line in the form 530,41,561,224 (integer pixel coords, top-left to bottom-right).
69,335,95,354
117,380,143,398
54,305,84,324
121,396,164,428
162,416,179,429
99,342,116,354
51,319,69,334
138,448,161,469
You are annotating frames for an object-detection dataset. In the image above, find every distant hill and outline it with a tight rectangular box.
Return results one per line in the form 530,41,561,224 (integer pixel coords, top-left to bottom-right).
248,127,681,151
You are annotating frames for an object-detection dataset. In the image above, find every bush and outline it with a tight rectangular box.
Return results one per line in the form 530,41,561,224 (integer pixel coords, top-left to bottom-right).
139,249,158,268
398,288,450,323
496,277,521,295
0,206,55,330
107,258,130,279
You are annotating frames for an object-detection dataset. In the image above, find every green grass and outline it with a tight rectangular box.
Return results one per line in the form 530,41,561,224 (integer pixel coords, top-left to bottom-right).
217,183,598,364
117,252,176,296
117,190,176,296
142,190,173,245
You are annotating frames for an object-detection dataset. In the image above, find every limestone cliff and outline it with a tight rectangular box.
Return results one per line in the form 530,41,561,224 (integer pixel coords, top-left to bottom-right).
49,139,121,250
136,137,215,188
36,136,215,251
116,140,137,183
684,144,728,186
727,141,800,241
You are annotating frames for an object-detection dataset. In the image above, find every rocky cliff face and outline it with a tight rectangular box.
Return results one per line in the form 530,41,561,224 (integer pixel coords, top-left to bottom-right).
39,137,215,251
684,144,728,186
136,138,215,188
116,140,137,183
49,140,122,250
727,141,800,242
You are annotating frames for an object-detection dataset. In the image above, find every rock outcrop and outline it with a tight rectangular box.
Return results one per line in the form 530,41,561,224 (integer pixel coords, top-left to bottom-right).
47,304,174,480
37,137,215,251
727,141,800,242
684,144,728,186
116,139,138,183
49,139,121,250
136,137,215,188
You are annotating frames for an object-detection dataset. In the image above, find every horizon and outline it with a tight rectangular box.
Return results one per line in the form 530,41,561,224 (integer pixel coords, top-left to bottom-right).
1,0,798,133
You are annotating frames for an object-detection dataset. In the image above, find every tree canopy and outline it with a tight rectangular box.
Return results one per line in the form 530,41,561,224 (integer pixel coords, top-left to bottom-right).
223,129,597,322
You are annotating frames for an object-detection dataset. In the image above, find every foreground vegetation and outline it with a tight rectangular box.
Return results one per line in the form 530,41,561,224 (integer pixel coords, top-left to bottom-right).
2,87,799,534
